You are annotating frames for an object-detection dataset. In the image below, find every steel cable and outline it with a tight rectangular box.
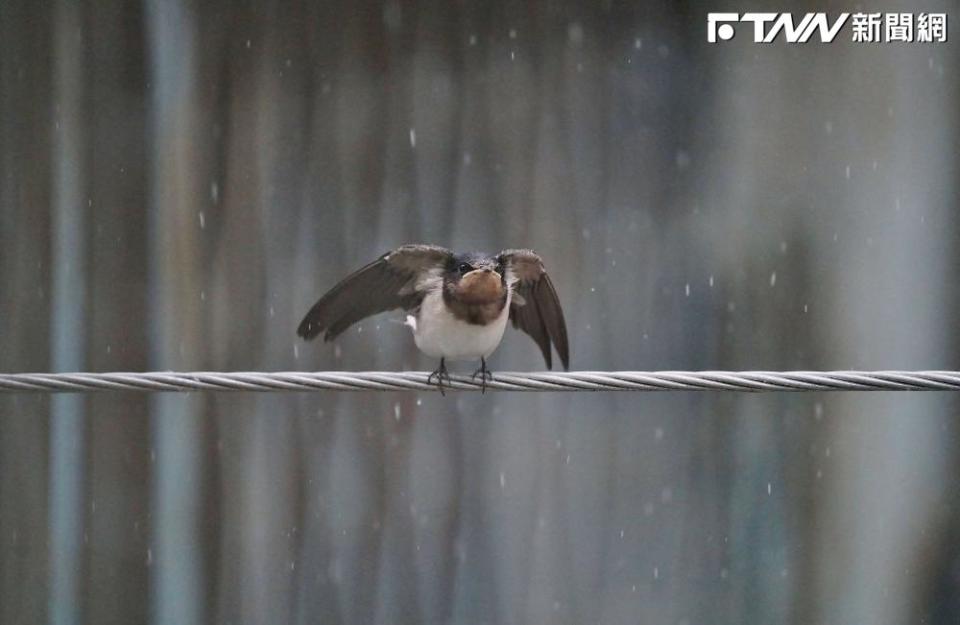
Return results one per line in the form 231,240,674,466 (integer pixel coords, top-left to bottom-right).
1,370,960,393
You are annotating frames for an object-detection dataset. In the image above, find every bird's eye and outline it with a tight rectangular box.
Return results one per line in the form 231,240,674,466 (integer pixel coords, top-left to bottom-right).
458,263,472,274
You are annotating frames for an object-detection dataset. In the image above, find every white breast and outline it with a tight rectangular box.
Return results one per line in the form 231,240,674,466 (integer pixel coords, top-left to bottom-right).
412,289,511,361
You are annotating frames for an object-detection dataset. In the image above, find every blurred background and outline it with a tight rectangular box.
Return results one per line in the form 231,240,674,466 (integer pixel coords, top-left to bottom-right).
1,0,959,624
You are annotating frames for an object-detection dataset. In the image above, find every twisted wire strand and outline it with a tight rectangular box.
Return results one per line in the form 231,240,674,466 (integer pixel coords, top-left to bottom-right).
1,370,960,393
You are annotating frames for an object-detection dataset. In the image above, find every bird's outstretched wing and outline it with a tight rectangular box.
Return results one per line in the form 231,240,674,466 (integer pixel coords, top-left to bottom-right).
298,244,453,341
498,249,570,370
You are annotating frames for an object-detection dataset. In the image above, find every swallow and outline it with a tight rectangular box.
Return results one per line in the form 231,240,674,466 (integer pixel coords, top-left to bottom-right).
297,244,569,393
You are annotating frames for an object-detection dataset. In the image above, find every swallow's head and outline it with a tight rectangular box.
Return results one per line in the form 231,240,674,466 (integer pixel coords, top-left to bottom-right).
444,252,506,305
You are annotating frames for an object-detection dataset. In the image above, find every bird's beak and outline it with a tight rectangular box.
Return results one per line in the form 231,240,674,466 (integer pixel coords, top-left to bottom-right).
462,267,488,277
467,267,499,278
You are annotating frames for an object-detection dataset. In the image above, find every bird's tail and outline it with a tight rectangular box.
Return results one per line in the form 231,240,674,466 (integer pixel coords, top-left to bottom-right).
387,315,417,332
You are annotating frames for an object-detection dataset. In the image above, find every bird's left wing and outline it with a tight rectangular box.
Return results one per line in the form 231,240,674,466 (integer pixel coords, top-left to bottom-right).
498,249,570,370
297,244,453,342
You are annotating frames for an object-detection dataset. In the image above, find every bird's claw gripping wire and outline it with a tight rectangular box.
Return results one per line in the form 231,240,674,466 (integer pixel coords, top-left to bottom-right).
427,358,451,395
471,357,494,393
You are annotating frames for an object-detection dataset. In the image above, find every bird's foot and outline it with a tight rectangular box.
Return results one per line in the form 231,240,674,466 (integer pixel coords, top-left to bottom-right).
471,357,494,393
427,358,451,395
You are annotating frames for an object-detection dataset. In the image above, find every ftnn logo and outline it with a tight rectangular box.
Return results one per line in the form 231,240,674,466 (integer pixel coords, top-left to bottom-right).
707,13,850,43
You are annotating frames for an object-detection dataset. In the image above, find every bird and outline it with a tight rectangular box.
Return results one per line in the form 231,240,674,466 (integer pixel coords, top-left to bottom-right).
297,244,569,393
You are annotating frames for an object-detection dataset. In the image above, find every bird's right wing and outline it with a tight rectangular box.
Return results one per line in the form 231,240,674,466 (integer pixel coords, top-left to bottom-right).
297,244,453,342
